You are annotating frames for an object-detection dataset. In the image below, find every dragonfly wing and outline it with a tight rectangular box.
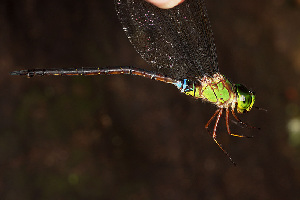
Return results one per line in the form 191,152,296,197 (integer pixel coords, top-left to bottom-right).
115,0,219,80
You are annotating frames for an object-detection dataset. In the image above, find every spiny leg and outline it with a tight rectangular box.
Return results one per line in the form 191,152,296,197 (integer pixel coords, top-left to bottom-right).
231,108,259,130
225,108,253,138
206,108,236,165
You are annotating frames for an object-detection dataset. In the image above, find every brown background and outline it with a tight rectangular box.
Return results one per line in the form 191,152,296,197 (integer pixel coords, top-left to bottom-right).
1,0,300,199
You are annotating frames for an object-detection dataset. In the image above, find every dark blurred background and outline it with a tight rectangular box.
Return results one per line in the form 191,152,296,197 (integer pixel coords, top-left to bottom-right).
1,0,300,199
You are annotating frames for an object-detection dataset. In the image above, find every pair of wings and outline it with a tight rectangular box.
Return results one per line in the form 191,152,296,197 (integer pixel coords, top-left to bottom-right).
114,0,219,80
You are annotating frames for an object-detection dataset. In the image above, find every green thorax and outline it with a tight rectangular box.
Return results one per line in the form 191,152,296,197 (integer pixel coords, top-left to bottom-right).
181,73,255,113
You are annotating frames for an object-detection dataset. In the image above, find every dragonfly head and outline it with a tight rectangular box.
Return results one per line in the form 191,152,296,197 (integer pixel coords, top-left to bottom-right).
235,84,255,114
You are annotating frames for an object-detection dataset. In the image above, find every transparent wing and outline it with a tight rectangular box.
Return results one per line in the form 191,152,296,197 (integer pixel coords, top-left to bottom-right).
114,0,219,80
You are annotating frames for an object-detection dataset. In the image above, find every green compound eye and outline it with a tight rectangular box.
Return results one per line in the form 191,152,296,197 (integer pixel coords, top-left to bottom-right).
235,84,255,113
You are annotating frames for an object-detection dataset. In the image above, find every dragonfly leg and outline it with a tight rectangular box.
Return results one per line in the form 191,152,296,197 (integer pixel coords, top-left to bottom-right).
206,108,236,165
231,108,259,130
205,108,221,134
226,108,253,138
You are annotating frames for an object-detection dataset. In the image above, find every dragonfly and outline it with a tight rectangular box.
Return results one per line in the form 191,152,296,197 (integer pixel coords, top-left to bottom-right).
11,0,257,164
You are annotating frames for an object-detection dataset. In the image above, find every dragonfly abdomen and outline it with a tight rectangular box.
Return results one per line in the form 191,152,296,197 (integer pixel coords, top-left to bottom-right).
11,67,180,85
11,67,153,77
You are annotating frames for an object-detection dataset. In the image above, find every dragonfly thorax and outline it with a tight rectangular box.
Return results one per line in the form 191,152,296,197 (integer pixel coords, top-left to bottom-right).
177,73,237,108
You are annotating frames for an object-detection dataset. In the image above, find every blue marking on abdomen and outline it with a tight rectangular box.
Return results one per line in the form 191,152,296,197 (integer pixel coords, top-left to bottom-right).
173,79,188,93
